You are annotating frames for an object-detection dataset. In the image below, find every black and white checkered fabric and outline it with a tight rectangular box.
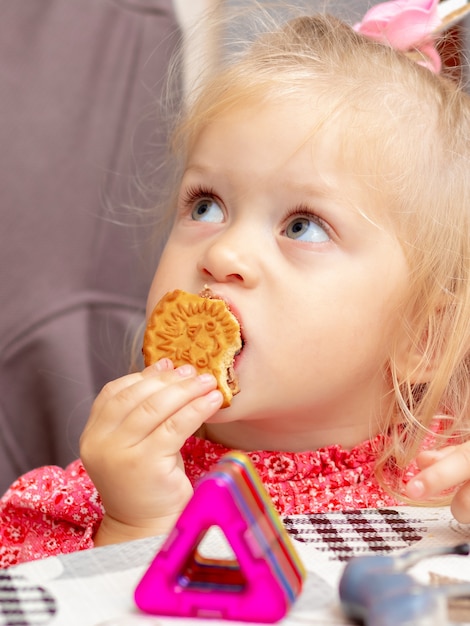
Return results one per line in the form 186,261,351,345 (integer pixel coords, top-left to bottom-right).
0,572,56,626
284,508,428,561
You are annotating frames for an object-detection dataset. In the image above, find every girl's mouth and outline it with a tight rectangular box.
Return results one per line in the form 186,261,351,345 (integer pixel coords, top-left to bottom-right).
199,284,246,360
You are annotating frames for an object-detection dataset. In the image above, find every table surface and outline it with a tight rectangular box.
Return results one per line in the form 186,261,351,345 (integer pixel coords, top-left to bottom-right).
2,506,470,626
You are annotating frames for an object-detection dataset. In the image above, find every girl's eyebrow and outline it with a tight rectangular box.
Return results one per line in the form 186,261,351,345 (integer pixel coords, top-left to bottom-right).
182,164,208,174
285,178,335,199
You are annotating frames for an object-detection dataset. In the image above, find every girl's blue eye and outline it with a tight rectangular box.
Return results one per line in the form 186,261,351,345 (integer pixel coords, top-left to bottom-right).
285,215,330,243
191,198,224,223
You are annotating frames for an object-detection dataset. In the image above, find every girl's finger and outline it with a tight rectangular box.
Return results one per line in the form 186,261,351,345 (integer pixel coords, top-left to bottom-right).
414,446,458,470
450,481,470,523
85,370,151,429
144,387,224,454
406,444,470,499
84,363,196,433
143,358,175,374
118,372,220,446
89,359,177,421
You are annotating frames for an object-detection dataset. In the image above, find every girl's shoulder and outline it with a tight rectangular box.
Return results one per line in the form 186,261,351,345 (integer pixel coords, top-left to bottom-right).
1,459,100,511
0,460,103,568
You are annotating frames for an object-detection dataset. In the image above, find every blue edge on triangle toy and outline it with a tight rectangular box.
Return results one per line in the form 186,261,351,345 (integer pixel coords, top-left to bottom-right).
134,451,306,623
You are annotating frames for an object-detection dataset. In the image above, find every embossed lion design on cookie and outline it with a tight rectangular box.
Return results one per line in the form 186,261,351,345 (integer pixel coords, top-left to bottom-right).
143,289,242,407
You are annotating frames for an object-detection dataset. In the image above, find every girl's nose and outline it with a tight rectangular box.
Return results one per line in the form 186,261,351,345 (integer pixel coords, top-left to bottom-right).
197,228,259,287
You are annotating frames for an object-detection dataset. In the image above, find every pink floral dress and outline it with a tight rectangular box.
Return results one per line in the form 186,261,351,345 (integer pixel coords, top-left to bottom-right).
0,434,400,569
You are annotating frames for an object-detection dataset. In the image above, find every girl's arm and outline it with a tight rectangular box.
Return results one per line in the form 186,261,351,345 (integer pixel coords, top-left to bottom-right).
80,358,223,546
0,460,102,568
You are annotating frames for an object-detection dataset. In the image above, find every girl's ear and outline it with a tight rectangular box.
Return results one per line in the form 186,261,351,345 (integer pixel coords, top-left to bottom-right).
393,310,445,385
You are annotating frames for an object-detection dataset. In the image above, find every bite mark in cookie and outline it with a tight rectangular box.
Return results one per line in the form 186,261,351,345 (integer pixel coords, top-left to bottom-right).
143,289,242,408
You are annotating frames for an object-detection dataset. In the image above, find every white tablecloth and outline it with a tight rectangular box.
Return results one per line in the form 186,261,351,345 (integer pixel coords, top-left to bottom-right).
2,506,470,626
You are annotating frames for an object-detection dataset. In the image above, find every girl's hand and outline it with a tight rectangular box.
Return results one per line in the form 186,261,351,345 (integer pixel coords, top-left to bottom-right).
80,358,223,545
406,444,470,522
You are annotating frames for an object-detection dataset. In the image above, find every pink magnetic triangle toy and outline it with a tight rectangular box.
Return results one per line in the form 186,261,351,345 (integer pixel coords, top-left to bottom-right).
134,451,305,623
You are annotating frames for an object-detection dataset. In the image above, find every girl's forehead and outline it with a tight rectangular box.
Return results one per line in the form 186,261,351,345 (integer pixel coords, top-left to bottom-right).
186,87,391,167
186,96,340,166
185,98,338,175
186,96,383,182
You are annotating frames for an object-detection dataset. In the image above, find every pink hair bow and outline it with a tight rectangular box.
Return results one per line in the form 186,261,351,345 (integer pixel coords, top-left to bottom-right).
354,0,442,73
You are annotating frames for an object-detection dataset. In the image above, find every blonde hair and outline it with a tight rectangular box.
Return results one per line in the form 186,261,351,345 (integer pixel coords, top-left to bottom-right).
167,10,470,501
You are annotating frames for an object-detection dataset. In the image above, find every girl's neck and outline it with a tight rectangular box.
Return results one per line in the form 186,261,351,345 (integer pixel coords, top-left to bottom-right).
199,418,383,453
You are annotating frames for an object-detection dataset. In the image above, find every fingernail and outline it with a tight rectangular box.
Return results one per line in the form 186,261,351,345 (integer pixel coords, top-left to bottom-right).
408,479,425,498
176,364,195,377
197,373,215,384
154,358,173,371
207,390,223,405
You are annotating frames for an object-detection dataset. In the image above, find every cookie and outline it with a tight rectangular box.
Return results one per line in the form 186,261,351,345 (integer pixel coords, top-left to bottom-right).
143,289,242,408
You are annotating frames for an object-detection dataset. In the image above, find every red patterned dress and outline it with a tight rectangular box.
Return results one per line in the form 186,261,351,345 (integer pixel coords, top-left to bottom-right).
0,434,401,568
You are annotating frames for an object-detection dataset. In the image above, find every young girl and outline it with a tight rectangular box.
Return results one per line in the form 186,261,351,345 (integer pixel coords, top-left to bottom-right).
1,1,470,568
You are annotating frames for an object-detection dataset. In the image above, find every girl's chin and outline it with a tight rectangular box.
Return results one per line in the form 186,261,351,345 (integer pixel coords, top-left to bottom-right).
205,407,236,424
